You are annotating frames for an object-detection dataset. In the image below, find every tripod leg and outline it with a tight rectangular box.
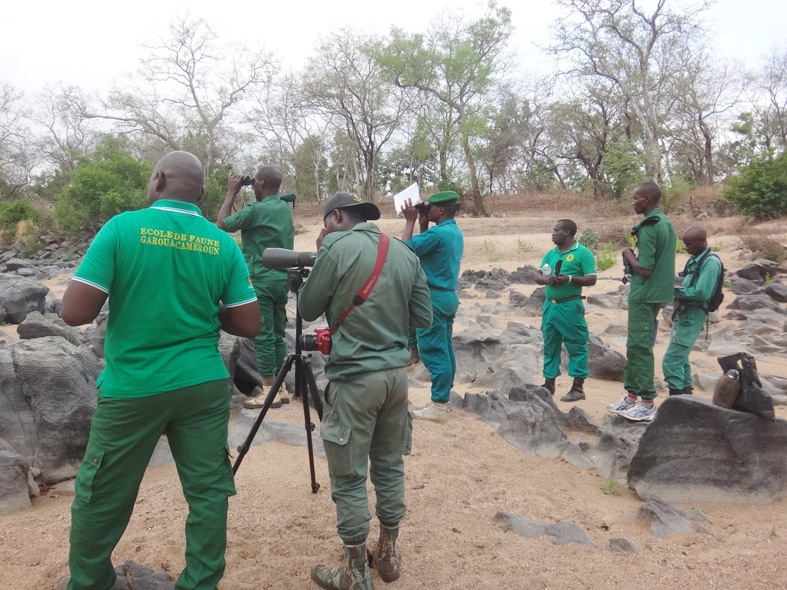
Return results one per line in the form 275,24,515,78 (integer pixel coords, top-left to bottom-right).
232,355,295,475
303,356,324,421
296,355,321,493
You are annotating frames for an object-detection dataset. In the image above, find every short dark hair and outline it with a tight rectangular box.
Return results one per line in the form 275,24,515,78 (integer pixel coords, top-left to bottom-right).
442,203,459,219
635,181,661,202
557,219,577,237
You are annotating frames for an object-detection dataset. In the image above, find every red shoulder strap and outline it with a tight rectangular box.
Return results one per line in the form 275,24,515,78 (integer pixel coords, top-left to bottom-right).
329,233,390,335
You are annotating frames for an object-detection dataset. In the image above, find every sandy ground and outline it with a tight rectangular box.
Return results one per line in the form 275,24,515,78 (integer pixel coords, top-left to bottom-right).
2,195,787,589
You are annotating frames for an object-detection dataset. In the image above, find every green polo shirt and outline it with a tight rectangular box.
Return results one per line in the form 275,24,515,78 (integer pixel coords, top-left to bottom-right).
223,196,295,282
677,247,722,307
629,207,676,304
540,241,596,300
73,199,257,398
298,223,432,381
405,219,464,291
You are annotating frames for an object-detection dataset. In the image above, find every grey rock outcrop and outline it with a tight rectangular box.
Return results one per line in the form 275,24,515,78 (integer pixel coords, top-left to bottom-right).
18,311,85,344
0,451,31,515
495,511,598,548
0,274,49,323
610,537,641,555
765,282,787,303
630,496,712,538
728,294,784,314
627,396,787,504
0,337,101,486
113,560,175,590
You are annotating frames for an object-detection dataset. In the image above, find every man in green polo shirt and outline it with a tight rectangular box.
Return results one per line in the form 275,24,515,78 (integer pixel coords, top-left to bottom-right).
402,190,464,423
663,225,723,396
58,151,260,590
609,181,676,422
218,166,295,408
535,219,597,402
299,192,432,590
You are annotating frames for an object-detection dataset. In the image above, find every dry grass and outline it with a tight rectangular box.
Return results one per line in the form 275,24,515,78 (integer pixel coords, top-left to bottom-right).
740,234,787,262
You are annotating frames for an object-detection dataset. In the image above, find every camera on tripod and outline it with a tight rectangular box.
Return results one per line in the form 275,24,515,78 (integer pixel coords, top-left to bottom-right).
301,329,331,355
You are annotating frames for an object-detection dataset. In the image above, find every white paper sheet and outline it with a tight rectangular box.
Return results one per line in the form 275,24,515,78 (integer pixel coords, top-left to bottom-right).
393,182,422,214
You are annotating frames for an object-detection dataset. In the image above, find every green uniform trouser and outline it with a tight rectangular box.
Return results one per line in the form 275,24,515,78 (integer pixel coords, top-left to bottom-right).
663,308,705,390
68,379,235,590
320,367,412,545
417,289,458,404
624,301,664,401
253,278,289,377
541,299,589,379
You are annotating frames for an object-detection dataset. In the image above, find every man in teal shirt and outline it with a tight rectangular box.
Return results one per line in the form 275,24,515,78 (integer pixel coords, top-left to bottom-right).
535,219,597,402
402,191,464,423
58,151,260,590
218,166,295,408
299,192,431,590
610,182,676,422
663,225,722,396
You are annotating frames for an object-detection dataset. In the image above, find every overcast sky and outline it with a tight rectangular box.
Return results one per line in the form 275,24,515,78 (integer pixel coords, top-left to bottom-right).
1,0,783,96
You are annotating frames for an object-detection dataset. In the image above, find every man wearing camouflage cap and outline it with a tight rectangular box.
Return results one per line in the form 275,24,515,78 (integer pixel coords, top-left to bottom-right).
402,190,464,423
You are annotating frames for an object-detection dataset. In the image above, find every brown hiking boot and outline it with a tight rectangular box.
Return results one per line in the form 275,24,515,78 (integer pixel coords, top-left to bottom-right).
373,523,400,583
560,378,585,402
406,345,420,367
311,543,373,590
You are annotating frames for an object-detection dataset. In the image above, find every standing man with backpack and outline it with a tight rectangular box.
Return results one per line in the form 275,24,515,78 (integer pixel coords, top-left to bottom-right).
663,225,724,396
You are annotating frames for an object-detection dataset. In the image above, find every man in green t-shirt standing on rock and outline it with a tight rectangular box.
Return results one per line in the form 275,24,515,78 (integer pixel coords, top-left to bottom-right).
219,166,295,408
535,219,597,402
609,181,676,422
58,151,260,590
402,191,464,423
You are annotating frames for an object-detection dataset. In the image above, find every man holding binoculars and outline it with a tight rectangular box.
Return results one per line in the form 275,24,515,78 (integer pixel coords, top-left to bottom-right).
218,166,294,408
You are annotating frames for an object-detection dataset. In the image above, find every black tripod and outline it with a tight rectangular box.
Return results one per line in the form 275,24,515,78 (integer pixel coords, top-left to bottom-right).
232,266,324,493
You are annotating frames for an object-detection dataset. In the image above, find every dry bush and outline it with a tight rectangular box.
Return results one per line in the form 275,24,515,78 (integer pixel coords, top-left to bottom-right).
740,234,787,262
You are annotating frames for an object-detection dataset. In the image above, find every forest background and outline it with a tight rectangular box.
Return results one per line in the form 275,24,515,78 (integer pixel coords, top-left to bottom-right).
1,0,786,246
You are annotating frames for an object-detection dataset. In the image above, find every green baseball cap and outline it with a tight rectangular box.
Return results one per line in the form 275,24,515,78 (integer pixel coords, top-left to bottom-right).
427,190,459,205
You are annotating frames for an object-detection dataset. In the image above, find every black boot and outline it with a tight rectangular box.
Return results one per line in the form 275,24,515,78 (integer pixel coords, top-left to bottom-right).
668,387,684,396
681,386,694,395
560,377,586,402
541,378,556,395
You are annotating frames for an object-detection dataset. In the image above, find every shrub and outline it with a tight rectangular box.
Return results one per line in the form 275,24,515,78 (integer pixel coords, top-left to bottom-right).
597,242,617,271
723,151,787,220
578,228,600,251
741,234,786,263
0,199,41,230
516,239,534,253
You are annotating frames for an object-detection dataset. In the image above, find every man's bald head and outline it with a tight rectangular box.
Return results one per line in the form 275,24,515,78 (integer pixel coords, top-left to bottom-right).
148,151,204,204
682,224,708,256
253,166,282,200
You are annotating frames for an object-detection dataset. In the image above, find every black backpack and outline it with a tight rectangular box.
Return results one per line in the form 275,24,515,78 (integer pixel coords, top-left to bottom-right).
681,250,725,312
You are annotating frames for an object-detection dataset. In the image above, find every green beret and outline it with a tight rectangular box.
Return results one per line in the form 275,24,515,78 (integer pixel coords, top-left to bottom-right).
428,190,459,205
280,193,296,203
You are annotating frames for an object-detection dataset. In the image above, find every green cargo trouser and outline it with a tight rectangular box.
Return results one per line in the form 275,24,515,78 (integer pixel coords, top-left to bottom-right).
320,367,412,545
663,307,705,390
253,278,289,377
623,301,664,401
417,289,458,404
541,299,589,379
68,379,235,590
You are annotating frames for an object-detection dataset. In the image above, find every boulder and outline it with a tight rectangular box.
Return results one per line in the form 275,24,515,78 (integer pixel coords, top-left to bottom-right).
727,294,784,314
630,496,712,538
627,396,787,504
586,293,619,309
0,337,101,487
610,537,640,555
509,266,540,284
17,311,85,344
0,274,49,323
604,322,627,336
730,277,760,295
765,282,787,303
587,333,626,381
495,511,598,548
0,451,31,515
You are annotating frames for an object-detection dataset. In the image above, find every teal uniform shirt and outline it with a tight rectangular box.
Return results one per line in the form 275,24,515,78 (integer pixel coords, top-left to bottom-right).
405,219,463,290
540,242,597,300
223,196,295,282
299,223,432,381
73,199,257,397
676,247,722,308
629,207,676,304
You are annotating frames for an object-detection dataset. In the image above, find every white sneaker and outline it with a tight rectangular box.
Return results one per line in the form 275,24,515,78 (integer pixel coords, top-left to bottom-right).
608,395,635,415
413,401,448,423
619,400,657,422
